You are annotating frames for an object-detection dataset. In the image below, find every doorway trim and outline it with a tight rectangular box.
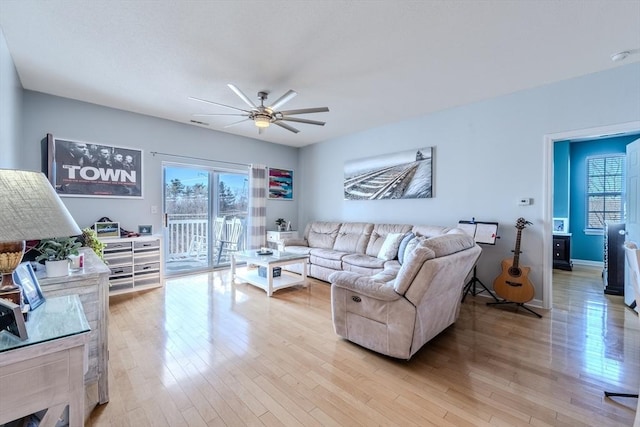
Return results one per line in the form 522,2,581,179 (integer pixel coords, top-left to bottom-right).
543,120,640,309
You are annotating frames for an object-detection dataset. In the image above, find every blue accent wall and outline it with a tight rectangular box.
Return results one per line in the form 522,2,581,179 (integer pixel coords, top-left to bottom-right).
553,141,570,218
568,135,638,261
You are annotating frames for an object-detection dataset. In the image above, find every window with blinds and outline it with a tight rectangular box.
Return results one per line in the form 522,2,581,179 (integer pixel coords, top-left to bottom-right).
586,154,625,230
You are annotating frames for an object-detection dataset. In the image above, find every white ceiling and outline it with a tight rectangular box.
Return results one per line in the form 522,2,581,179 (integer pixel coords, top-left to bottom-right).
1,1,639,148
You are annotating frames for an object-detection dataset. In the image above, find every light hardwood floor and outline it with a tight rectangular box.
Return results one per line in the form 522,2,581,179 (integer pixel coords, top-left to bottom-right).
89,265,639,426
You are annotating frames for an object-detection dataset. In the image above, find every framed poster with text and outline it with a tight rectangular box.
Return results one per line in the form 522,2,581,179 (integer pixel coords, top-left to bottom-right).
46,134,143,198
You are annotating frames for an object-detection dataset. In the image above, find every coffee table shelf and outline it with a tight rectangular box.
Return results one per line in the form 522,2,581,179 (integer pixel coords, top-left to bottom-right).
231,250,308,296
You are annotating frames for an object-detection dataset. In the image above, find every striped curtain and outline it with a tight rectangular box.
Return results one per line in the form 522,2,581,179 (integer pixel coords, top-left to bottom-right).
247,164,267,249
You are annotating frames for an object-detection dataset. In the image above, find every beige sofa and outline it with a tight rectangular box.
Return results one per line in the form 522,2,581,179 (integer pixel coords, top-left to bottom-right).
281,221,481,359
280,221,466,281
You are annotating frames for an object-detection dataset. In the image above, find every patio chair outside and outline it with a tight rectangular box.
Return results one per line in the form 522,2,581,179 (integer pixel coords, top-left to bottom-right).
216,218,243,264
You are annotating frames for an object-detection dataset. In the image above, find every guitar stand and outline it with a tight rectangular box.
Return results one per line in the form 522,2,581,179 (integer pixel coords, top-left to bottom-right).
462,266,500,303
604,391,638,399
486,300,542,318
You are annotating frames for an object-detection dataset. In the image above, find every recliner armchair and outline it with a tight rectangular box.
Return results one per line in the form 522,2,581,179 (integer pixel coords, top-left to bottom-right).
329,233,481,360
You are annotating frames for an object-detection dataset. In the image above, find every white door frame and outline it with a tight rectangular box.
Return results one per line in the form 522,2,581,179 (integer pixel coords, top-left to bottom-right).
543,120,640,309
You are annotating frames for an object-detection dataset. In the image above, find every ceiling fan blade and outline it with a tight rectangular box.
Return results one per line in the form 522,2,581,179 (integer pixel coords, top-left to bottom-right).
269,90,297,111
273,121,300,134
280,117,326,126
228,84,258,109
189,96,250,113
279,107,329,115
192,113,249,117
224,118,251,128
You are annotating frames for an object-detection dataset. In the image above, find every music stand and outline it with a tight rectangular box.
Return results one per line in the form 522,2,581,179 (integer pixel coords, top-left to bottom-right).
460,219,500,303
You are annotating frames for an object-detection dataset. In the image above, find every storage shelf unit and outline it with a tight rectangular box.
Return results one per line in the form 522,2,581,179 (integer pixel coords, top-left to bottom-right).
552,233,573,271
102,235,163,296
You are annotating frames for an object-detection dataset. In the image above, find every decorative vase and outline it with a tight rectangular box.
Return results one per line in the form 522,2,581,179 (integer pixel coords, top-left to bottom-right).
45,259,69,277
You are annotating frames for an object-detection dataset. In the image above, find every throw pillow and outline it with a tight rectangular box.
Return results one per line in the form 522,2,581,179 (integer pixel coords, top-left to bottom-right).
377,232,405,261
397,232,415,265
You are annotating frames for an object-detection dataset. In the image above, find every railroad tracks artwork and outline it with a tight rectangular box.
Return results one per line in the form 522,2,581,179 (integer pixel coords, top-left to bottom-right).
343,147,433,200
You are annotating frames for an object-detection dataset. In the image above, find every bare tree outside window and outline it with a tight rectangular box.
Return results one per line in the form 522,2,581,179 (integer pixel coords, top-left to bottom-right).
586,155,625,229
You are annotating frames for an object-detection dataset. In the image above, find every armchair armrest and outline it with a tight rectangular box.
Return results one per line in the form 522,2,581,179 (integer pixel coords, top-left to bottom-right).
329,271,401,301
281,237,308,247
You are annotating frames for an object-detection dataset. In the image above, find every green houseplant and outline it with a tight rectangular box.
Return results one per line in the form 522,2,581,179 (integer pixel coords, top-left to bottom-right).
35,236,82,277
275,218,286,231
81,227,107,263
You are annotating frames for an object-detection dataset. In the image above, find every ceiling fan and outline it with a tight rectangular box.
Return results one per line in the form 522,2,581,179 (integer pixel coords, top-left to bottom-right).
190,84,329,134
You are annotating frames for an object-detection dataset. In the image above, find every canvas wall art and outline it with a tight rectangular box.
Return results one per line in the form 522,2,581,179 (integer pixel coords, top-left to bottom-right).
344,147,433,200
268,167,293,200
47,134,143,198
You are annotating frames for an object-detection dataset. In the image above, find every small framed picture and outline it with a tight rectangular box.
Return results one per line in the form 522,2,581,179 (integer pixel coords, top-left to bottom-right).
13,262,45,310
268,167,294,200
0,298,28,340
138,225,152,235
95,221,120,238
553,218,569,234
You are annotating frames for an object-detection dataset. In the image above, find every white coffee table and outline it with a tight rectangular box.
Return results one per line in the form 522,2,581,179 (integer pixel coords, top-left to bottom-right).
230,250,308,296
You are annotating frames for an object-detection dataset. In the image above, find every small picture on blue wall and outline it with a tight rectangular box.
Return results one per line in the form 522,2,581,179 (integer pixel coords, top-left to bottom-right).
553,218,568,233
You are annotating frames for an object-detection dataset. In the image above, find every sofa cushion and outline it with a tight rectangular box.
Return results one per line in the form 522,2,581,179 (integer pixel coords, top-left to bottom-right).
329,271,401,301
365,223,413,257
397,232,415,265
307,221,341,249
393,245,436,295
309,247,348,261
411,225,451,238
342,253,386,269
370,263,401,283
310,255,343,270
342,263,384,276
309,248,348,270
377,232,405,260
282,245,312,256
333,222,373,254
422,233,475,257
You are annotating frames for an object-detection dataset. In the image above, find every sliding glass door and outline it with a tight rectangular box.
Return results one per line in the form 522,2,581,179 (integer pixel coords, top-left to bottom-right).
163,163,248,276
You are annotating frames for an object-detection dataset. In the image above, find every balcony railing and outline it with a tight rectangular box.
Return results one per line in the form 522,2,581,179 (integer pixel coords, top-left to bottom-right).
165,214,246,268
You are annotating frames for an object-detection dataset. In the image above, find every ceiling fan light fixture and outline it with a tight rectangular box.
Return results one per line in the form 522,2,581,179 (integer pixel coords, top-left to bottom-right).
611,50,630,62
254,114,271,128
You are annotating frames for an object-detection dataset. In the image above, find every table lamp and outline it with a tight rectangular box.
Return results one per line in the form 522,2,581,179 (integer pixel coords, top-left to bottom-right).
0,169,81,305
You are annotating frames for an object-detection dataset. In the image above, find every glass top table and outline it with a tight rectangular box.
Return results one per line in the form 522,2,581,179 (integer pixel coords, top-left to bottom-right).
0,294,90,352
230,250,309,296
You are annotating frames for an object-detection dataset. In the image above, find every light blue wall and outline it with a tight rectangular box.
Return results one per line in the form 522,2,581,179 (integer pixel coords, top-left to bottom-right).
0,27,22,168
19,91,300,233
569,135,637,261
299,63,640,296
4,26,640,298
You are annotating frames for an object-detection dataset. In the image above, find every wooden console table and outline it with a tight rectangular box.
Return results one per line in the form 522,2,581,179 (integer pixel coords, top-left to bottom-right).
0,295,90,426
37,248,111,408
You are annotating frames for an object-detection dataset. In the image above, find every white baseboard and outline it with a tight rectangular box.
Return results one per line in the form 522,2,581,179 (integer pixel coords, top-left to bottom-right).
571,259,604,269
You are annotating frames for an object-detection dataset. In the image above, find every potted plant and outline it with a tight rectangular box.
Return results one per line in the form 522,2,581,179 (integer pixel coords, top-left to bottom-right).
275,218,286,231
81,227,107,263
35,236,82,277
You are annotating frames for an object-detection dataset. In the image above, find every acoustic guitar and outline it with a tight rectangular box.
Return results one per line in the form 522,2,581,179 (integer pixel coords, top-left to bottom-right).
493,217,535,304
